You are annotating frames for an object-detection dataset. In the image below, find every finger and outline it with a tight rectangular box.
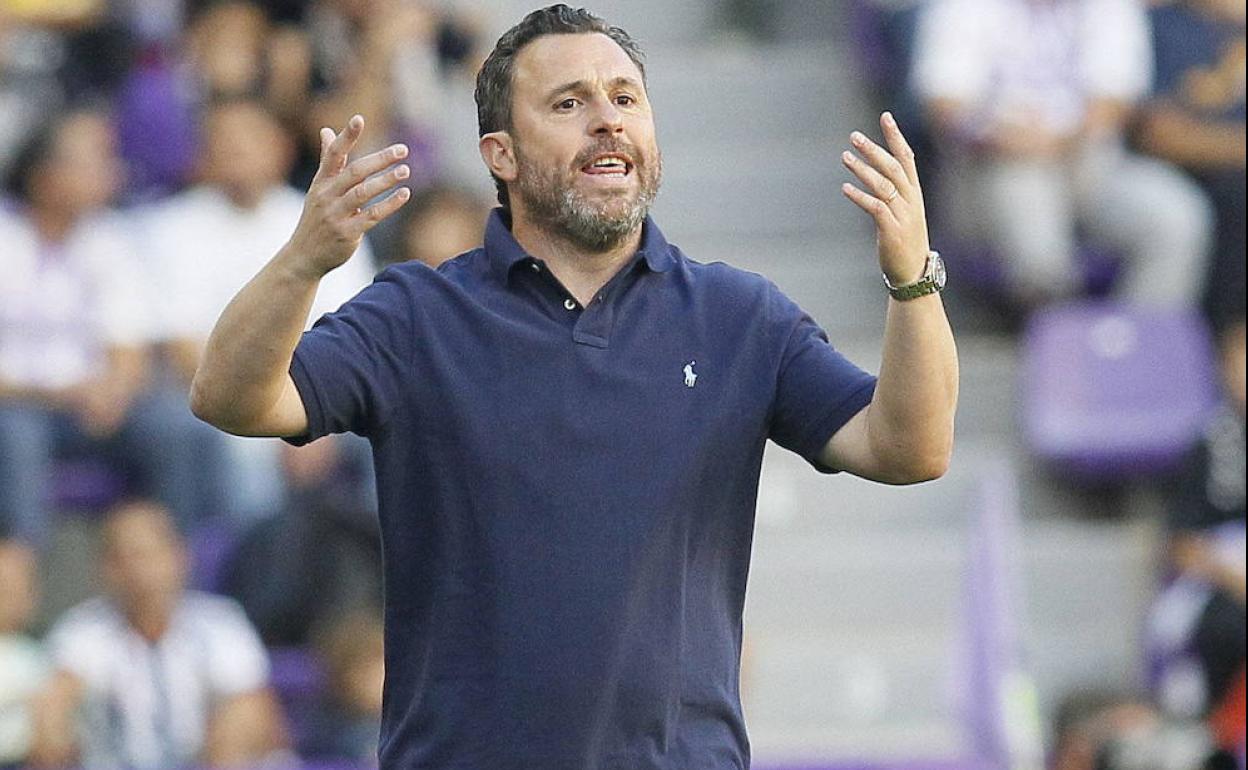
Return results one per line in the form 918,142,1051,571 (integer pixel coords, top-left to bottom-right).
349,186,412,232
319,127,334,159
841,182,898,228
880,112,920,187
851,130,910,201
318,114,365,180
335,162,411,215
329,143,410,198
842,150,900,206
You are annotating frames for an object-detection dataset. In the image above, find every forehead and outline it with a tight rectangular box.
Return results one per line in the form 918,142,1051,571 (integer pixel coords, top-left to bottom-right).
512,33,644,99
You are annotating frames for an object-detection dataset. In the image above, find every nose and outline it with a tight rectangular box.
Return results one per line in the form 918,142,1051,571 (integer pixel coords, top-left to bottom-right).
588,96,624,136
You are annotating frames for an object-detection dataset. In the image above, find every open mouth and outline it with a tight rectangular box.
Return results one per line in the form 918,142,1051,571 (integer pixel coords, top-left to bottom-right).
580,154,633,178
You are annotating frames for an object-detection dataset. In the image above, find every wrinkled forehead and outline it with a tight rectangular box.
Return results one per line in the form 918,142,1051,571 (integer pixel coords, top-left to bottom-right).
512,32,646,104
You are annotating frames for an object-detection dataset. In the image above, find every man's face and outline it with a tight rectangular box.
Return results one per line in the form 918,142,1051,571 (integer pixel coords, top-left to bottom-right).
101,504,188,614
36,112,123,213
505,33,662,252
200,102,293,206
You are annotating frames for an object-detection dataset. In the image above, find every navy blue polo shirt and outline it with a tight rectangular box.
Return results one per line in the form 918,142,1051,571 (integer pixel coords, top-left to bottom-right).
288,210,877,770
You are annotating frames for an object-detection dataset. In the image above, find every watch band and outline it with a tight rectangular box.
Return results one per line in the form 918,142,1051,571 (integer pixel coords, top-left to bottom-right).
884,251,946,301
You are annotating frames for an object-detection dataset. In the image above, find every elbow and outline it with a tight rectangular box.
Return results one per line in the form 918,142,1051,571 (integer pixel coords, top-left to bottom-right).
188,372,224,429
883,437,954,485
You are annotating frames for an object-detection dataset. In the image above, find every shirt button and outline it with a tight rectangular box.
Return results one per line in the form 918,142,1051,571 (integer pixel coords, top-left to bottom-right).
564,298,577,311
530,262,541,272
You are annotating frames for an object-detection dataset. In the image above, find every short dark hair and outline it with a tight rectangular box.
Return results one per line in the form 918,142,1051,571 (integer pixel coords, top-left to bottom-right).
474,4,646,208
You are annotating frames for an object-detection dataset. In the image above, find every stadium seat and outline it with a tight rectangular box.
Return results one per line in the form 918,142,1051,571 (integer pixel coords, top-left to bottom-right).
1021,301,1219,480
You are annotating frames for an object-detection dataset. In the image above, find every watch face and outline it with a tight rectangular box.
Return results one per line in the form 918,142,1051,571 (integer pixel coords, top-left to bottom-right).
931,255,947,288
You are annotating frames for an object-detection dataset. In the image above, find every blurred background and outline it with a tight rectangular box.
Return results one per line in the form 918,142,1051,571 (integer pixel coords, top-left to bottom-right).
0,1,1243,769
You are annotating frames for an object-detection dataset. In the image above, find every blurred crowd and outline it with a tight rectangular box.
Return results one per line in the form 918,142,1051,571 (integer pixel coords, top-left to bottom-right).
0,0,1244,768
0,0,491,767
861,0,1245,765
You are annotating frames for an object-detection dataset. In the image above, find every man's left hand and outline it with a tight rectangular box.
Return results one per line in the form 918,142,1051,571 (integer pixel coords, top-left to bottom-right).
841,112,931,286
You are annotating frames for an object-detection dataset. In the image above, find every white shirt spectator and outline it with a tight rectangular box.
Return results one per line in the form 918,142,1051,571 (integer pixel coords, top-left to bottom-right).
46,592,270,770
140,185,376,343
0,209,149,391
912,0,1154,136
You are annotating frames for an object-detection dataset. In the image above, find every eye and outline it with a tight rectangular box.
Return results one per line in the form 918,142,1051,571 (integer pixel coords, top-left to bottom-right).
615,94,636,106
556,98,579,111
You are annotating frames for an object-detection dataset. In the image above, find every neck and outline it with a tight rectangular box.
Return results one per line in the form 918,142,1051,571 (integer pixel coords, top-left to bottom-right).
510,212,644,306
124,597,176,643
31,204,79,243
218,182,268,211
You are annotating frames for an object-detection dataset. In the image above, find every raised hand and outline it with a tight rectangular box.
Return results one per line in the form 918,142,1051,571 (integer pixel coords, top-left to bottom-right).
840,112,932,286
288,115,411,277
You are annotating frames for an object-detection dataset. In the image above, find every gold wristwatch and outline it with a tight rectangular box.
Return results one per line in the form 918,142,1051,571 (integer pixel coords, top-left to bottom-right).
883,251,946,301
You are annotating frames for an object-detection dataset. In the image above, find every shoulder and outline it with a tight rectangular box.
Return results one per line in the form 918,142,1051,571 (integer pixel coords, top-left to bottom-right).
48,597,125,651
179,591,256,632
674,250,799,322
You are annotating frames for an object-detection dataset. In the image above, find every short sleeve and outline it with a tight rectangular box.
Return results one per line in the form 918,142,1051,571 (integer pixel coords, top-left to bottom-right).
199,598,270,698
766,286,877,473
287,267,413,443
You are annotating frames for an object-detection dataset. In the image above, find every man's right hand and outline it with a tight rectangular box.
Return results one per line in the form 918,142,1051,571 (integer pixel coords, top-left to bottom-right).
287,114,411,278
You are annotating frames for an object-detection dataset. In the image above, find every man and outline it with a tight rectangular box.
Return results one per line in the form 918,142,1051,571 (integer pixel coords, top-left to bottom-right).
191,5,958,768
0,108,198,541
141,97,376,524
911,0,1212,310
27,500,286,769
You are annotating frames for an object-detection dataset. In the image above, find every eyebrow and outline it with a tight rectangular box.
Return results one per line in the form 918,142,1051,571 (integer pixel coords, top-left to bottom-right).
544,77,644,103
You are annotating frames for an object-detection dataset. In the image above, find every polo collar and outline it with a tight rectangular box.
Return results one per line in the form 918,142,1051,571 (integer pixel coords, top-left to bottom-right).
484,208,674,283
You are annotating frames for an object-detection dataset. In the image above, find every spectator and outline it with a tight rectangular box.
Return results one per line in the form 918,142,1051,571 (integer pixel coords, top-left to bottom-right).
1052,689,1224,770
300,609,385,762
0,540,49,770
911,0,1214,311
27,500,288,769
1148,317,1246,727
116,0,313,196
1136,0,1246,327
139,97,375,525
386,183,489,269
0,108,203,541
300,0,480,187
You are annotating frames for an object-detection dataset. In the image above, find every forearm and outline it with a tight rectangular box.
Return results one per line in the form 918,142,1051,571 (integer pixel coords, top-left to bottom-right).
190,244,319,433
27,672,83,768
1138,107,1247,170
868,293,959,481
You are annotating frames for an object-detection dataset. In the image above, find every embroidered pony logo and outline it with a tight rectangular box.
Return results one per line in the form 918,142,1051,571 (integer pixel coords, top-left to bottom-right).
683,361,698,388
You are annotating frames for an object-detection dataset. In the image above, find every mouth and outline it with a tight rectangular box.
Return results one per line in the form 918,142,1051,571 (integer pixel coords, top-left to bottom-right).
580,153,633,178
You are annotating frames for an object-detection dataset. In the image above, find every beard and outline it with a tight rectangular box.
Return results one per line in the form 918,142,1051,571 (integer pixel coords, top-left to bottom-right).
513,138,662,253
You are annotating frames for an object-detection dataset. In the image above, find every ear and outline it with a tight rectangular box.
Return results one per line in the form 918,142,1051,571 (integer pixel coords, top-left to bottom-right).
479,131,518,184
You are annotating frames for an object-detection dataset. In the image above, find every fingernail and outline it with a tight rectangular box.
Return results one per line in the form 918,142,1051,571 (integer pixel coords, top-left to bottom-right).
398,187,411,200
842,151,855,164
392,144,409,158
852,132,866,145
884,112,895,124
396,165,410,179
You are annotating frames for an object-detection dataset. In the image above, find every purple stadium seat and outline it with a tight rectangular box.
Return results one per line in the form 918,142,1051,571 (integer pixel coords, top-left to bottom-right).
1022,301,1219,480
48,458,127,513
